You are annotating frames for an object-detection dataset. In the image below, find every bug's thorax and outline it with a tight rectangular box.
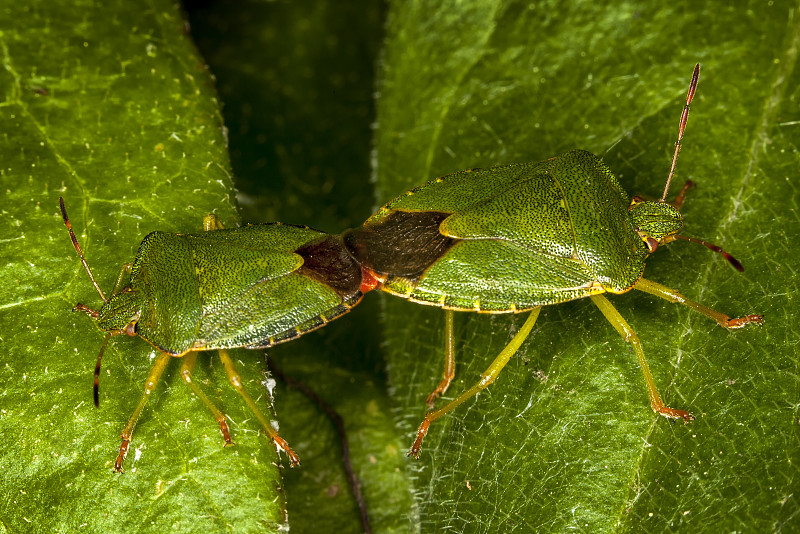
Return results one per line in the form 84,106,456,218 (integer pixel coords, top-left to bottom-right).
628,198,684,254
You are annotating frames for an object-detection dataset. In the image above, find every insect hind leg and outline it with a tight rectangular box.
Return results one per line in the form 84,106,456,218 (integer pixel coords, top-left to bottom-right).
410,308,541,458
217,349,300,466
425,310,457,409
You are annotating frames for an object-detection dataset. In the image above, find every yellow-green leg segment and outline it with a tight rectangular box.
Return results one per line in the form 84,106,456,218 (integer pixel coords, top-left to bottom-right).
590,279,761,423
425,310,456,409
590,294,693,421
203,213,225,231
218,350,300,466
635,278,763,329
115,350,171,472
410,307,541,457
180,351,234,446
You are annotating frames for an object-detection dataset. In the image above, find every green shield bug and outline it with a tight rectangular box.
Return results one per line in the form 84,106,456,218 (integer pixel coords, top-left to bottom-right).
60,198,373,470
344,64,763,456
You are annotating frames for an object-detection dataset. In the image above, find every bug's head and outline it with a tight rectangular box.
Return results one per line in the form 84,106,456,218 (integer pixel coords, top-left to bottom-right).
629,194,744,272
628,64,744,272
98,289,142,335
629,198,683,253
60,197,145,407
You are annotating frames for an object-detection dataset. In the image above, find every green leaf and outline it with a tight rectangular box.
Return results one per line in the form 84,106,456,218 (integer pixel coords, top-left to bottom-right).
0,1,281,531
4,0,798,532
375,1,798,532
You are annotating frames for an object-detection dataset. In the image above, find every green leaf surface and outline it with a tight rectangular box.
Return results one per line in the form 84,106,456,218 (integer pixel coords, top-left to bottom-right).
0,1,281,531
3,0,799,533
375,1,799,532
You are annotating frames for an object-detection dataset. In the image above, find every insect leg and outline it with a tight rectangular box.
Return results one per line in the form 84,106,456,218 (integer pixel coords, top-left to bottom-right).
217,350,300,466
635,278,763,329
115,350,172,472
672,180,695,209
110,263,133,296
203,213,225,231
410,308,541,458
179,351,234,446
425,309,456,409
590,294,694,422
76,263,134,319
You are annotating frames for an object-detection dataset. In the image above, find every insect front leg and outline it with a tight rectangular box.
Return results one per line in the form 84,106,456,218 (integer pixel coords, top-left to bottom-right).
410,308,541,458
217,350,300,466
671,180,694,209
589,294,694,422
115,350,172,472
425,310,457,409
111,263,133,296
635,278,763,329
180,351,234,446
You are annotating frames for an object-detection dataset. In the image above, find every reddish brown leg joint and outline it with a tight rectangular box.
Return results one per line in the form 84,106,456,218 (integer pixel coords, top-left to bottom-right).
727,314,764,329
114,439,130,472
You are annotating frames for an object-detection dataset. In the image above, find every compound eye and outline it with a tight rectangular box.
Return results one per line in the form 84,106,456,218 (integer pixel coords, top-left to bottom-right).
124,321,137,337
635,231,660,253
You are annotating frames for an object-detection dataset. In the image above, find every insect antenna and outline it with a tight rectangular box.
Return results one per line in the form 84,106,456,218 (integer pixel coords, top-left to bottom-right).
59,197,107,302
665,234,744,272
660,63,700,202
60,198,117,405
93,332,113,406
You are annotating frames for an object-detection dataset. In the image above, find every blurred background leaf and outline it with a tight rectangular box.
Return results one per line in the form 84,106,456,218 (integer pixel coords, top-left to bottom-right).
1,0,798,533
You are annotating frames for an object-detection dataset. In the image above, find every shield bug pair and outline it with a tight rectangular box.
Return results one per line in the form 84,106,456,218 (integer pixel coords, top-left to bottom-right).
60,199,375,470
344,64,763,456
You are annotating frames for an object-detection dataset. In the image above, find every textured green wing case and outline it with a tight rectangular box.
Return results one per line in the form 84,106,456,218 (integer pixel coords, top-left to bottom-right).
131,223,363,354
347,150,649,312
